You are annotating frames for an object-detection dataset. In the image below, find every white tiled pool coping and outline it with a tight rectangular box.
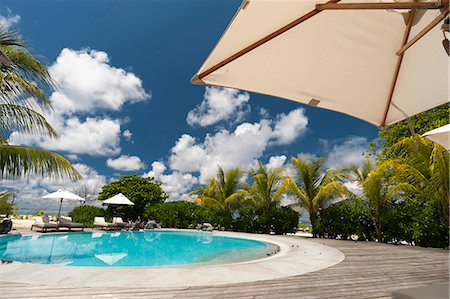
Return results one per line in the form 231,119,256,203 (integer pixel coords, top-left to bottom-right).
0,230,345,288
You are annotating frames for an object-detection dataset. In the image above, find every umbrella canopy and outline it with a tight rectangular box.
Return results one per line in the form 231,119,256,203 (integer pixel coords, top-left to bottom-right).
192,0,449,128
43,189,85,219
103,193,135,206
422,124,450,149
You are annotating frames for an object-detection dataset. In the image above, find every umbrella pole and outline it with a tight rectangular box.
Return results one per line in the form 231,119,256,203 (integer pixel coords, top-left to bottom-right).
57,198,63,220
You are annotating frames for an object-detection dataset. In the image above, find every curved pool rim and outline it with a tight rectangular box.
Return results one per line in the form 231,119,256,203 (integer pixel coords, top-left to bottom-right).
0,230,280,268
0,230,345,287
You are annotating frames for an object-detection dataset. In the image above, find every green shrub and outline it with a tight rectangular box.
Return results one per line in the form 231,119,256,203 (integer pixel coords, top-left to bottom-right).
316,201,374,240
382,200,448,248
233,206,299,235
68,205,106,228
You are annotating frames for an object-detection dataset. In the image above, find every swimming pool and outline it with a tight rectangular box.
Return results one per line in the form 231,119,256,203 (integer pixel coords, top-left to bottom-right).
0,231,276,267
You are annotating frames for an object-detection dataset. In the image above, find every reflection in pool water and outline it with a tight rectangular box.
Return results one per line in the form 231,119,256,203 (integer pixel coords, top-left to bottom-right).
0,231,271,267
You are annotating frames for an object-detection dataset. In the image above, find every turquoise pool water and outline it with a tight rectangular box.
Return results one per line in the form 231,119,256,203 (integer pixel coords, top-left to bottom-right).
0,231,271,267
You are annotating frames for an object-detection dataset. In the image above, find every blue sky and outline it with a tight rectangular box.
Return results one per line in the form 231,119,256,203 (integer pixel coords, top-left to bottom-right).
0,0,378,213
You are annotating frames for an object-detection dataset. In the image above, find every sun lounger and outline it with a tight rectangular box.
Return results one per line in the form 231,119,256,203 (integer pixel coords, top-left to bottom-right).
58,216,84,232
93,217,116,231
0,219,12,234
31,216,59,233
144,220,161,229
201,222,214,231
113,217,130,229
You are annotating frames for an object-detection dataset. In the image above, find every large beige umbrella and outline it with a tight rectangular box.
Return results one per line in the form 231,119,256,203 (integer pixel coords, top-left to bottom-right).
422,124,450,149
192,0,449,128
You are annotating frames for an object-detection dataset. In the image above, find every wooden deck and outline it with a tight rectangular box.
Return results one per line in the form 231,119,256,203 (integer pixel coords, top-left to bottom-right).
0,237,448,299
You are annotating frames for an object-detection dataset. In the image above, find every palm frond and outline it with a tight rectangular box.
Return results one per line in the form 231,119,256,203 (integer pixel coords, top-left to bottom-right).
0,145,81,180
0,103,57,137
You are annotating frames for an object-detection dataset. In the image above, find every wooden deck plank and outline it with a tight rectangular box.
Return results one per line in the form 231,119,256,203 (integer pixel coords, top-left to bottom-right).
0,237,447,299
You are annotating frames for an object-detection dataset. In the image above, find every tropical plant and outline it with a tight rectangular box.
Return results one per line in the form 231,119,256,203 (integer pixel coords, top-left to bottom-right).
345,159,410,241
68,205,106,228
392,136,449,223
98,175,168,220
0,26,79,180
0,191,14,216
242,161,287,212
282,157,347,236
190,166,244,213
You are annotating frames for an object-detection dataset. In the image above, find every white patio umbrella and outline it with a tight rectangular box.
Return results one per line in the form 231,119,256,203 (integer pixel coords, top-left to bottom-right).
102,193,135,206
43,189,85,219
192,0,449,128
422,124,450,149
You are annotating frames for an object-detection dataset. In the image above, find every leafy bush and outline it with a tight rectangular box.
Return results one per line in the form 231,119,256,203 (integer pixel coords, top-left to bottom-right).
316,201,374,240
233,206,299,235
68,205,106,227
382,200,448,248
145,201,201,228
98,175,168,221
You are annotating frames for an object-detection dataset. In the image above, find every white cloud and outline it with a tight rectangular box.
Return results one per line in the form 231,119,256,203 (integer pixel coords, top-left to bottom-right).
187,87,250,127
326,136,368,168
143,161,198,201
0,163,106,214
170,109,308,183
49,48,150,114
9,116,122,156
106,155,145,171
266,155,287,170
271,108,309,145
7,48,149,157
0,9,20,29
67,154,80,161
123,129,133,142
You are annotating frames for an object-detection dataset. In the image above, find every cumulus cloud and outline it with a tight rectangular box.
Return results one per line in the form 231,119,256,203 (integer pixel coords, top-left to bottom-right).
187,87,250,127
326,136,368,168
170,109,308,183
106,155,146,171
0,163,106,214
9,116,122,156
266,155,287,170
143,161,198,201
7,48,149,157
49,48,150,114
0,9,20,29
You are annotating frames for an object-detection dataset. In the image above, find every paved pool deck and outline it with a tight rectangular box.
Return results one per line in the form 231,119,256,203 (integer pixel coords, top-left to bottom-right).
0,229,448,298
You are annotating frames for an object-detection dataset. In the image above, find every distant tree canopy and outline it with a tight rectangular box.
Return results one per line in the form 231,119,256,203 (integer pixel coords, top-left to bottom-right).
98,175,168,220
368,103,449,158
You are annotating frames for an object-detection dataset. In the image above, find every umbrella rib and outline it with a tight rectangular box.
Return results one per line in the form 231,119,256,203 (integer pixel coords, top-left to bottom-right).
397,5,449,55
381,9,416,127
196,0,341,81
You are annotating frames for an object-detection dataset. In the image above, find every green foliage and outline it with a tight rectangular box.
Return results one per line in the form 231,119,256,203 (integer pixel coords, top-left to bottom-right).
283,156,347,236
0,26,80,180
316,201,374,240
382,200,448,248
0,192,14,215
368,103,449,159
144,201,230,229
68,205,106,228
33,209,45,216
233,206,299,235
144,201,297,235
98,175,168,221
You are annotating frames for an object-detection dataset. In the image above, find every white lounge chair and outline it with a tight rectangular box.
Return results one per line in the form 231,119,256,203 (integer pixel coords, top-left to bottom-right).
93,217,116,231
58,216,84,232
201,223,214,231
31,216,58,233
112,217,130,229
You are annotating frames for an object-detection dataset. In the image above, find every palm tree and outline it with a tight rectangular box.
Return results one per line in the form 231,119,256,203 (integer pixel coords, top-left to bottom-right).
0,26,80,180
242,161,287,212
190,166,244,213
392,136,449,223
282,157,347,237
346,159,408,241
